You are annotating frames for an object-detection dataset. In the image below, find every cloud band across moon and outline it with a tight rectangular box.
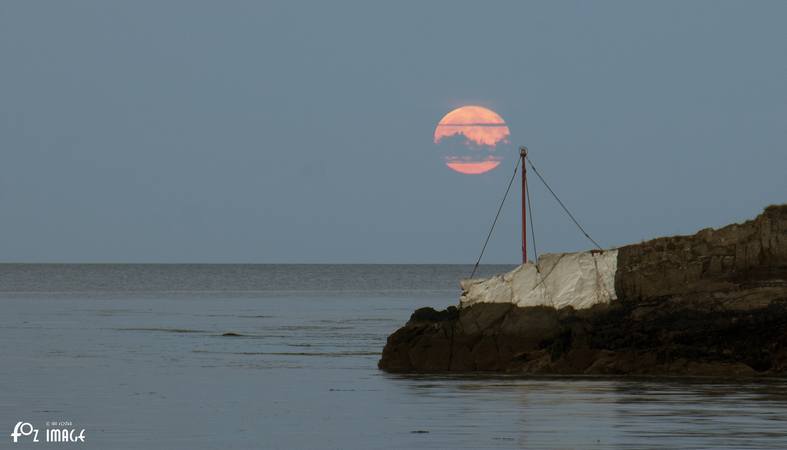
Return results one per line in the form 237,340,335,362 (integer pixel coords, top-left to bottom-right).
434,105,510,174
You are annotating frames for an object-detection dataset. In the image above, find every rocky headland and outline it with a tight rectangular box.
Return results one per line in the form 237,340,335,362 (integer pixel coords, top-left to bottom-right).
379,205,787,376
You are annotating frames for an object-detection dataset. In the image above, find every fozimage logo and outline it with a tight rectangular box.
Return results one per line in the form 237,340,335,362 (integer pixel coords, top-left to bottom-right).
10,421,86,444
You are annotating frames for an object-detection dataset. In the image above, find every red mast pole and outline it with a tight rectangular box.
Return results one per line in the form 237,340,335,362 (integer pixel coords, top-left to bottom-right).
520,146,528,264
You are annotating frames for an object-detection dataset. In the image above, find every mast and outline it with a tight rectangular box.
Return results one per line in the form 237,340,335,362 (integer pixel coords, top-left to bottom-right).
520,146,528,264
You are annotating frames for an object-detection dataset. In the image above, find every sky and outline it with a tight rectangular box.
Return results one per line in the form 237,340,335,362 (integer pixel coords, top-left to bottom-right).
1,1,785,263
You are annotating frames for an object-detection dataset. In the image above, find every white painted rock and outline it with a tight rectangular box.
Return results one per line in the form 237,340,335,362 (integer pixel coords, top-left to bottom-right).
460,249,618,310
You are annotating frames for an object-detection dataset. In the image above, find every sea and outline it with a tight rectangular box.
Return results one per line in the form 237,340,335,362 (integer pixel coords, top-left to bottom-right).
1,264,786,449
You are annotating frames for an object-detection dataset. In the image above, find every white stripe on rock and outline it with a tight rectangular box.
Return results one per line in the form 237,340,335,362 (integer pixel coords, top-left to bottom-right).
460,250,618,310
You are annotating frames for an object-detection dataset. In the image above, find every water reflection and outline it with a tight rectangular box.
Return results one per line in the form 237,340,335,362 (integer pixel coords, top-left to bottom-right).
388,375,787,449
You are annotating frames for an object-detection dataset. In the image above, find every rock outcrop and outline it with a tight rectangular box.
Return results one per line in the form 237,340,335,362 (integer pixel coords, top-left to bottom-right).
379,205,787,375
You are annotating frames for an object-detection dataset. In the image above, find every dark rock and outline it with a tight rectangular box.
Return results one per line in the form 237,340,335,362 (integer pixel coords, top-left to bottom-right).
378,205,787,376
408,306,458,324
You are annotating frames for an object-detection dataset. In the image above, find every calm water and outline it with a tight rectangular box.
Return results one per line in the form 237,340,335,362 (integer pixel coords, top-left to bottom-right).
1,264,786,449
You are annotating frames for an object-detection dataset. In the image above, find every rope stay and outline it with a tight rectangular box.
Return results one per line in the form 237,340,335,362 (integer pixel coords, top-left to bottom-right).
525,172,538,264
469,157,520,279
524,155,603,250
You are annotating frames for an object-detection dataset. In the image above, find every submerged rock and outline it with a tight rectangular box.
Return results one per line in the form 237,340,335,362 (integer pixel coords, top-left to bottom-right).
379,204,787,376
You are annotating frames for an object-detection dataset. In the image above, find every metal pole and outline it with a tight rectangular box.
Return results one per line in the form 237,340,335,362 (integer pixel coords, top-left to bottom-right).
520,146,528,264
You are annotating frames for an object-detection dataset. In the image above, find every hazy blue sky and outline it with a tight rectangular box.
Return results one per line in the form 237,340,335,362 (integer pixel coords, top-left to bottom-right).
1,1,785,263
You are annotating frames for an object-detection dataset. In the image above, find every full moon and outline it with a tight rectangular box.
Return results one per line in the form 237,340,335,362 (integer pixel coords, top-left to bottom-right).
433,105,511,175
